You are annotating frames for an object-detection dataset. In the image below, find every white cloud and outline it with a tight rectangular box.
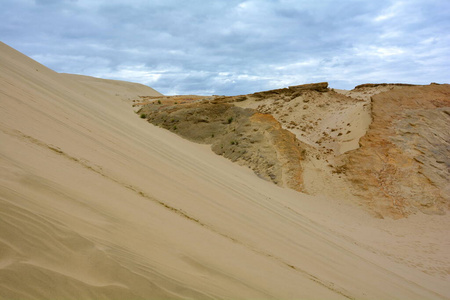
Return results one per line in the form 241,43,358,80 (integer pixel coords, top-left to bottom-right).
353,46,405,58
274,59,321,71
374,1,404,22
93,65,166,86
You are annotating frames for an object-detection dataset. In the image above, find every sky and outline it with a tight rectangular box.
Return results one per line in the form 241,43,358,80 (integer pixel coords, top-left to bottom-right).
1,0,449,95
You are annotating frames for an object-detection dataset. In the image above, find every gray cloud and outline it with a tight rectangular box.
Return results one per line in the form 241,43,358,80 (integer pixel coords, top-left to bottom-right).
1,0,449,95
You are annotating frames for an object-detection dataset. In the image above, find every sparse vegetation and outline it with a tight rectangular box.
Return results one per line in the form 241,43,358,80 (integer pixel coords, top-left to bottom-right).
140,113,147,119
158,100,162,104
301,149,307,158
227,117,233,124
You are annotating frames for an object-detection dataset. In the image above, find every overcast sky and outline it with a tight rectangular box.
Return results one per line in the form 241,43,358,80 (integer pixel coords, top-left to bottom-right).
2,0,449,95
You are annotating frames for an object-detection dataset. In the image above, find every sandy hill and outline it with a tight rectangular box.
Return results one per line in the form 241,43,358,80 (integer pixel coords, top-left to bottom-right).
1,41,450,299
139,82,450,219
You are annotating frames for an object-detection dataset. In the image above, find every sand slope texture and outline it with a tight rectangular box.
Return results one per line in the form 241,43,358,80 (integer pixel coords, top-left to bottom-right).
1,42,449,299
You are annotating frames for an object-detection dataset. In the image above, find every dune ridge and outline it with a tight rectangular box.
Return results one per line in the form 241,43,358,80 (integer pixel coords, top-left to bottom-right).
1,42,450,299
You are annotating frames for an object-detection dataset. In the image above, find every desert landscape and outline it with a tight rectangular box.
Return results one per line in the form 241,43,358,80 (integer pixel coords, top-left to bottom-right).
1,40,450,300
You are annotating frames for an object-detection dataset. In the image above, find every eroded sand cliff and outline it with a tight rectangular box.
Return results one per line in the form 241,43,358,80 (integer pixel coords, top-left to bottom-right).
138,82,450,218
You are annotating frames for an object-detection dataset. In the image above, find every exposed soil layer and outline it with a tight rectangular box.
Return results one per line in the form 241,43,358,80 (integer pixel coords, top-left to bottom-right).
137,82,450,218
345,84,450,217
138,96,307,191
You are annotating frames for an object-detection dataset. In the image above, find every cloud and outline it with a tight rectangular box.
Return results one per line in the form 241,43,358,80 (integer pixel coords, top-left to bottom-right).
1,0,449,95
374,1,404,21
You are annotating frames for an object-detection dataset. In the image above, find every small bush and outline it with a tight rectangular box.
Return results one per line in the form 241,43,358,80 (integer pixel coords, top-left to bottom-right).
227,117,233,124
140,113,147,119
158,100,162,104
301,149,307,158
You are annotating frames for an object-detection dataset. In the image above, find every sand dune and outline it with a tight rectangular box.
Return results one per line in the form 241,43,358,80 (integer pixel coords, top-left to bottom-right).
139,82,449,217
1,41,449,299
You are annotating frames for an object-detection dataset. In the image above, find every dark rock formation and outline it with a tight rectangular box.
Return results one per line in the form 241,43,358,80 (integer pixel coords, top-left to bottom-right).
354,83,417,89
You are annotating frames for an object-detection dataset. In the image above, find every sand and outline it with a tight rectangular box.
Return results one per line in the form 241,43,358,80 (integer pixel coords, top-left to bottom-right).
1,41,449,299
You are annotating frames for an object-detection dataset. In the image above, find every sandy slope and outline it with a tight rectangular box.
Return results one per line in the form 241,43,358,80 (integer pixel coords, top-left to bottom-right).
1,41,449,299
60,73,162,104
